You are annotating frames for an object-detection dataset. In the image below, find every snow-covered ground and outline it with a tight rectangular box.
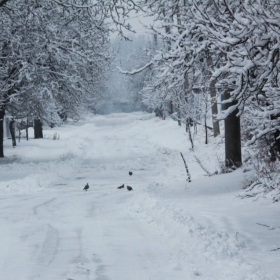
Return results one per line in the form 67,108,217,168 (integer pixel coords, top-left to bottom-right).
0,112,279,280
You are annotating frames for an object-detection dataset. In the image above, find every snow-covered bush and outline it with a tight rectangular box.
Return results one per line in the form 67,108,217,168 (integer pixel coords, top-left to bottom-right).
241,141,280,202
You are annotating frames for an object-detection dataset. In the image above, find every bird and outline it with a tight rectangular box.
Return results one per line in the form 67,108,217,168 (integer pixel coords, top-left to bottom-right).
127,186,133,191
83,183,89,191
129,171,133,176
117,184,124,189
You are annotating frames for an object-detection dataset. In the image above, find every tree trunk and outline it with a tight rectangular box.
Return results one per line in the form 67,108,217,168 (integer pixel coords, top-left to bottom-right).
0,107,4,157
224,91,242,168
18,123,21,143
26,117,29,141
205,116,208,144
153,34,158,48
169,101,174,114
9,119,16,147
177,110,181,126
206,46,220,137
209,79,220,137
34,119,43,139
186,122,194,150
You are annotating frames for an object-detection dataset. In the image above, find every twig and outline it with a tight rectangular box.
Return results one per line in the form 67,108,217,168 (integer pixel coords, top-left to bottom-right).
271,247,280,252
180,152,191,182
193,155,217,176
246,181,261,192
256,223,270,228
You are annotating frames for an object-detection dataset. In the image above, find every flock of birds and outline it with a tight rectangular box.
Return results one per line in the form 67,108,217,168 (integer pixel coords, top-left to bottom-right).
83,171,133,191
117,184,133,191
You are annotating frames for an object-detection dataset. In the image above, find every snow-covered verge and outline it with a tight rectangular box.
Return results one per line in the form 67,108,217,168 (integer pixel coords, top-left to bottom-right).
0,112,279,279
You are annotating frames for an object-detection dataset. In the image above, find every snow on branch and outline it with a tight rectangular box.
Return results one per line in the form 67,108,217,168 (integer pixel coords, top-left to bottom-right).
117,62,153,75
52,0,96,8
216,103,239,121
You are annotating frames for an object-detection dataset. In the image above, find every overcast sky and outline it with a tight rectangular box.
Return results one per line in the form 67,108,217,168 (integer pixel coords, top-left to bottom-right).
110,11,155,39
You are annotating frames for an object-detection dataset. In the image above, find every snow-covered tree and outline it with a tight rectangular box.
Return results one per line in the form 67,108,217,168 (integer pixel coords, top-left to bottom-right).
145,0,280,197
119,0,280,197
121,1,220,138
0,0,112,155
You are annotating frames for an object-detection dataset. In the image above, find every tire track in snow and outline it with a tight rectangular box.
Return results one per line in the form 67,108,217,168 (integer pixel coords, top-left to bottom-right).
37,224,59,267
30,224,59,280
33,198,56,214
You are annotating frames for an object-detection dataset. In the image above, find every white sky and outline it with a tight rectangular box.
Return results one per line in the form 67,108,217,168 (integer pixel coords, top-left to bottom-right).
110,11,155,39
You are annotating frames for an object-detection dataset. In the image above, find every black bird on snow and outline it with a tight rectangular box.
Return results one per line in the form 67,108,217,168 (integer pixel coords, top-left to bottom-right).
129,171,133,176
127,186,133,191
83,183,89,191
117,184,124,189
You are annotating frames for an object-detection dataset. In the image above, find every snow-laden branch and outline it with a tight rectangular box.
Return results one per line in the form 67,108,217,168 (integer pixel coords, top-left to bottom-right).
51,0,96,8
0,0,112,125
117,61,153,75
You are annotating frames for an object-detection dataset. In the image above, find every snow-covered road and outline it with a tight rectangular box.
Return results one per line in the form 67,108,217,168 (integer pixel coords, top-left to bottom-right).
0,181,172,279
0,112,279,279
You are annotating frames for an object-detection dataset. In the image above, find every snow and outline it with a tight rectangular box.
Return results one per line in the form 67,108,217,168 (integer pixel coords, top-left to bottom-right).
0,112,279,280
